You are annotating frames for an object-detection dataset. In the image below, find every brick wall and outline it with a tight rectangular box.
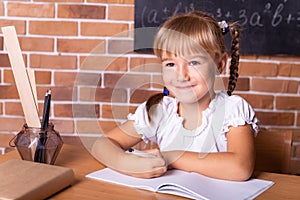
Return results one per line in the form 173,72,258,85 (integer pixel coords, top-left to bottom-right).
0,0,299,171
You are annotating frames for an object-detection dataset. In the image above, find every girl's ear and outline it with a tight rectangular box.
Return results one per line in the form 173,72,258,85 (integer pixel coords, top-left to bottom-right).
218,53,228,73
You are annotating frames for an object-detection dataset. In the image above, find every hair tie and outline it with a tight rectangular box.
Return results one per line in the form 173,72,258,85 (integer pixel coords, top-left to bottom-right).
163,87,169,96
218,20,230,35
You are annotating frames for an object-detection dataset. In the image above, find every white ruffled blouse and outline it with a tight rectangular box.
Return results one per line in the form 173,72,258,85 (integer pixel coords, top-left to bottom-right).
127,91,259,153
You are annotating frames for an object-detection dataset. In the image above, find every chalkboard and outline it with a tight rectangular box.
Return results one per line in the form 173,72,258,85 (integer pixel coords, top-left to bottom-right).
134,0,300,55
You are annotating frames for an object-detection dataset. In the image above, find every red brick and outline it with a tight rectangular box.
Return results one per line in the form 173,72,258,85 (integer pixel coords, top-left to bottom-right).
81,22,129,37
0,118,25,132
130,57,161,72
61,135,82,145
104,73,150,89
35,71,52,84
252,78,298,93
3,70,14,84
19,37,54,52
108,39,134,54
239,62,278,76
7,3,54,18
276,96,300,110
37,86,77,101
57,39,105,53
29,21,77,36
5,69,51,85
130,89,159,104
4,70,51,84
35,0,83,2
1,54,27,69
224,77,250,92
108,5,134,21
4,102,43,117
87,0,134,4
0,2,3,16
76,120,100,134
0,20,26,34
80,56,127,71
238,94,274,109
5,102,23,116
30,54,77,69
58,4,105,19
0,86,19,99
54,72,101,86
0,103,2,115
240,55,258,60
0,37,2,50
102,104,136,119
257,55,300,62
279,63,300,77
76,119,119,134
54,104,100,118
0,54,11,67
50,119,74,134
297,113,300,126
79,43,107,58
80,87,127,103
256,111,294,126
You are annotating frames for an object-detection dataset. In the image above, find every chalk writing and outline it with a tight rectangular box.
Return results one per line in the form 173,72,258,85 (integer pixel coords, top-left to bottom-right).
138,0,299,28
135,0,300,55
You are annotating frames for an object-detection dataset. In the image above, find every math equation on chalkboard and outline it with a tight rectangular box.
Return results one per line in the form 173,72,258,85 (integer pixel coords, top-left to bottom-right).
134,0,300,55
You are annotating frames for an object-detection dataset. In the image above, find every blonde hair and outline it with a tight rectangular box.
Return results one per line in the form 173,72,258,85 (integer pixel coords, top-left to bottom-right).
153,11,226,62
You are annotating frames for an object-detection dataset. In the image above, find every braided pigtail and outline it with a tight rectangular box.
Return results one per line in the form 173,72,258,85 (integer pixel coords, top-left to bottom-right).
227,25,240,96
145,87,169,122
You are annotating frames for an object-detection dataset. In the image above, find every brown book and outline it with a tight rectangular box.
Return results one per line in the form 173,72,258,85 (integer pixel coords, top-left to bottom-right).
0,159,75,200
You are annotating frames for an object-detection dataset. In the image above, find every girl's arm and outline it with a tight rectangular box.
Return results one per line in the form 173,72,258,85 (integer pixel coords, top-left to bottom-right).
162,124,255,181
91,120,167,178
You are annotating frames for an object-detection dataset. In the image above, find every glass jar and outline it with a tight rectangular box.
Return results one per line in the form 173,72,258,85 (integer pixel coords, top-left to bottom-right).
11,123,63,165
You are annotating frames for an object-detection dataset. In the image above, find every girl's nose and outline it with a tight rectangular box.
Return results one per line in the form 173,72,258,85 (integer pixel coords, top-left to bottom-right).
177,63,190,81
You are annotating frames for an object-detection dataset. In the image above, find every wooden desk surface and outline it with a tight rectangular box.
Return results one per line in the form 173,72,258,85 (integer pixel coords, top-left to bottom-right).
1,144,300,200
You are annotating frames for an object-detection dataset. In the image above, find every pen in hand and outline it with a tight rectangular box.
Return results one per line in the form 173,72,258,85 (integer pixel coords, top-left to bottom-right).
127,148,157,158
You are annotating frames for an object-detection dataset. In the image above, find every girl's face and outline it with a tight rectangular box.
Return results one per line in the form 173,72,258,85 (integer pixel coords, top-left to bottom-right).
162,53,219,104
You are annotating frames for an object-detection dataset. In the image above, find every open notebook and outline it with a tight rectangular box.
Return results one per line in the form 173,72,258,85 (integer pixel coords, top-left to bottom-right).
87,168,274,200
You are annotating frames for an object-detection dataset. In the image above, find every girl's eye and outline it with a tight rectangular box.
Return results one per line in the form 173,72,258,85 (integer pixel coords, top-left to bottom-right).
164,62,175,67
189,61,201,66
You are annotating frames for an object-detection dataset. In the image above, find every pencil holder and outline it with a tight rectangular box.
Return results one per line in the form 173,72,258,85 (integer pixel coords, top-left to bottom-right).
10,123,63,165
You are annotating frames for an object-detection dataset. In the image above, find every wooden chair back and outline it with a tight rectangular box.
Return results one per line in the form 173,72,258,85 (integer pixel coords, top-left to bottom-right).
254,129,292,174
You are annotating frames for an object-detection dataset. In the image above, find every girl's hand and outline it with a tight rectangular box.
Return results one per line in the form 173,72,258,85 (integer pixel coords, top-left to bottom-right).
117,149,167,178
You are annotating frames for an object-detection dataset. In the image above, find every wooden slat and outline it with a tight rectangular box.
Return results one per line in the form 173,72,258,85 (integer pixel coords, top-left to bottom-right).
1,26,40,128
26,68,38,112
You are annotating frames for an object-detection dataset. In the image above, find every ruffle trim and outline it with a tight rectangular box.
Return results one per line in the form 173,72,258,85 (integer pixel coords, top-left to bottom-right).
222,117,259,136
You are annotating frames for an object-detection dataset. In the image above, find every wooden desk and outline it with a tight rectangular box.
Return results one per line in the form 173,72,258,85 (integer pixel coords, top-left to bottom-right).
1,144,300,200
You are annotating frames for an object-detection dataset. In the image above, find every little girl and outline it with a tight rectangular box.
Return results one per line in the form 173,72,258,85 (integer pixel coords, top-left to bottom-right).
92,11,258,181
